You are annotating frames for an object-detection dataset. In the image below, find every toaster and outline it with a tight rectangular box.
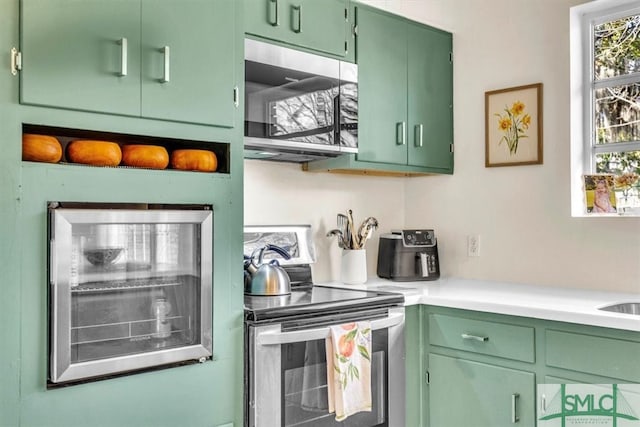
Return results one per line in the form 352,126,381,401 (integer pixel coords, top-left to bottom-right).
377,229,440,281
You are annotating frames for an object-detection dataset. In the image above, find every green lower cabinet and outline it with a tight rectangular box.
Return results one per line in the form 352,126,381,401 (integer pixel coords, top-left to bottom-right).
244,0,350,59
416,306,640,427
405,305,424,426
428,354,535,427
545,329,640,383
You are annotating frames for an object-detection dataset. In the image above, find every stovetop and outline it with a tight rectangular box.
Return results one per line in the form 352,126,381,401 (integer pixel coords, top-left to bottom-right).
244,284,404,322
243,225,404,323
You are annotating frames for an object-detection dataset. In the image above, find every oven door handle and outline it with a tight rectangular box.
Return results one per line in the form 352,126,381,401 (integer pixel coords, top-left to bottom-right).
257,309,404,345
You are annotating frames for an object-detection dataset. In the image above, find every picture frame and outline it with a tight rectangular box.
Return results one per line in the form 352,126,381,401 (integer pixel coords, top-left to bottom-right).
583,174,617,214
485,83,543,167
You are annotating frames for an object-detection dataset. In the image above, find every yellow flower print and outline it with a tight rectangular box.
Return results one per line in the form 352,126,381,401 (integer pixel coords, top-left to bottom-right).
510,101,525,116
498,117,512,131
495,101,530,156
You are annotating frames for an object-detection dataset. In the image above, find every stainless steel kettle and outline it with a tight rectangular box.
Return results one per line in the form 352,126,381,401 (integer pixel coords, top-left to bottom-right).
244,244,292,295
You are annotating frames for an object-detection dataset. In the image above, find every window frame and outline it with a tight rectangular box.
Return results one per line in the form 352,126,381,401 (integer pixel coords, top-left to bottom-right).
582,4,640,172
570,0,640,216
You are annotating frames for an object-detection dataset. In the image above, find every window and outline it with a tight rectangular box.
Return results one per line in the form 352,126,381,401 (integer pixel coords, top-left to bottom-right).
570,0,640,216
588,7,640,176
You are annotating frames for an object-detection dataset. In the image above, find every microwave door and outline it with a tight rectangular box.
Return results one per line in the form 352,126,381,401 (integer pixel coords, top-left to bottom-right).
265,76,340,146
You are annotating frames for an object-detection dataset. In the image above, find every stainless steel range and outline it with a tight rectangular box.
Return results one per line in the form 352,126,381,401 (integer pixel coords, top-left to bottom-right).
244,225,405,427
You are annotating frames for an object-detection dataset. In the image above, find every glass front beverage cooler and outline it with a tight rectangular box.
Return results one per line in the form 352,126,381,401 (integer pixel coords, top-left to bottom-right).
48,202,213,386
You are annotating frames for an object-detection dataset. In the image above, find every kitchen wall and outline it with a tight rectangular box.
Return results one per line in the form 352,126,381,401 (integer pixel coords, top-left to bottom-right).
244,160,405,281
244,0,640,293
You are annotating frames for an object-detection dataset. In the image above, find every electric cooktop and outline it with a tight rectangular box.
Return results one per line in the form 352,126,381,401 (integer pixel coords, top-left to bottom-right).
243,225,404,323
244,284,404,322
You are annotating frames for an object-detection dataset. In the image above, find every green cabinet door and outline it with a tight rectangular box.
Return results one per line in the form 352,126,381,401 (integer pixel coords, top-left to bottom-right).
356,7,408,165
141,0,235,127
429,354,535,427
20,0,141,115
407,23,453,171
244,0,348,58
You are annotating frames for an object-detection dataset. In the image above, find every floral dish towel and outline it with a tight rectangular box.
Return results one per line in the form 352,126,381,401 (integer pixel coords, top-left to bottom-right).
326,321,372,421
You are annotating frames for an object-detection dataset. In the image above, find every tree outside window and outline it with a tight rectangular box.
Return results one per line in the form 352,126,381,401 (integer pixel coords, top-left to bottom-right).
592,11,640,179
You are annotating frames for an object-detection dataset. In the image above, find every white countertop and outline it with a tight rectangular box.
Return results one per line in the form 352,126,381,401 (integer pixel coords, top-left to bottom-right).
318,277,640,332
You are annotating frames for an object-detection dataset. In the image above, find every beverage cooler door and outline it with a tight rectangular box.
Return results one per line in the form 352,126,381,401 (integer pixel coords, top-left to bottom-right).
48,203,213,385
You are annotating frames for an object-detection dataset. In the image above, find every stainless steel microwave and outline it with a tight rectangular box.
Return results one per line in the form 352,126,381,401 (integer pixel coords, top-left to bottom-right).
244,39,358,163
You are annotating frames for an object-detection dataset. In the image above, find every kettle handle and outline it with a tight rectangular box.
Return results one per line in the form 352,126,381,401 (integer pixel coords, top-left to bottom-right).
258,244,291,264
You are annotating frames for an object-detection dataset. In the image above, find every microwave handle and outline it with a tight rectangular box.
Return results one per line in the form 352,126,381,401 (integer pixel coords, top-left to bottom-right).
257,308,404,345
333,94,340,145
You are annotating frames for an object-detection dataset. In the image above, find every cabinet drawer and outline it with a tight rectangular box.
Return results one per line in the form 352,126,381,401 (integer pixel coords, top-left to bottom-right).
429,314,535,362
546,330,640,382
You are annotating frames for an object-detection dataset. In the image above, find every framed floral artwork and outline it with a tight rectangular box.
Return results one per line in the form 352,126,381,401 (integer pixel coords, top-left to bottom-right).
485,83,543,167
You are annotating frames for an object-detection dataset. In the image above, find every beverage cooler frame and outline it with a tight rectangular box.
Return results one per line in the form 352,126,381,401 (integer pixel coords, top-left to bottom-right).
48,203,213,385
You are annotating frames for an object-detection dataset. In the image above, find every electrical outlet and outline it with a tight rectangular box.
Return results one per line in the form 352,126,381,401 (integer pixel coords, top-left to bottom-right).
467,235,480,257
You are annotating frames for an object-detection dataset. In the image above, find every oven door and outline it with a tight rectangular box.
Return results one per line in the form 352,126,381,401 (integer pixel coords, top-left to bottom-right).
246,306,405,427
48,204,213,385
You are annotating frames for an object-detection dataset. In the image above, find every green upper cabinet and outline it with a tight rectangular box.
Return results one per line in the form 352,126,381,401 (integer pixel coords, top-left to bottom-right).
407,23,453,170
141,0,235,126
244,0,350,59
20,0,236,128
305,5,453,176
20,0,142,116
356,6,408,165
356,6,453,171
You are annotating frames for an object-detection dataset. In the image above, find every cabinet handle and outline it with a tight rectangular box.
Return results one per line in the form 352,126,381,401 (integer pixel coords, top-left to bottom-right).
511,393,520,423
233,86,239,108
461,333,489,342
414,124,424,147
396,122,406,145
292,5,302,33
161,46,170,83
268,0,279,26
10,47,22,75
118,38,128,77
540,393,546,414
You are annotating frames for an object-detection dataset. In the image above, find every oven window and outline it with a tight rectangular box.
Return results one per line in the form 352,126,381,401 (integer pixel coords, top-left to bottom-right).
281,328,388,427
64,222,203,362
70,277,201,362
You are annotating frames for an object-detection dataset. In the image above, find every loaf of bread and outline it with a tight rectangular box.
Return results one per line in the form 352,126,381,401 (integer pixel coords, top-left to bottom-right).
67,140,122,167
122,144,169,169
170,149,218,172
22,134,63,163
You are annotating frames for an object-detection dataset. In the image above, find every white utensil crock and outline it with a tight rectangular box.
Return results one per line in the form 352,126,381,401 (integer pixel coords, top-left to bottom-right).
340,249,367,285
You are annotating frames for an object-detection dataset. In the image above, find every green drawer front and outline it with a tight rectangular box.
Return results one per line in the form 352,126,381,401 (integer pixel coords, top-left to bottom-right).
429,314,535,363
546,330,640,382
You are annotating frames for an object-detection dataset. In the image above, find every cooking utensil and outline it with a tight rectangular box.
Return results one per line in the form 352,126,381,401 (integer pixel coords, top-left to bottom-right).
244,244,292,296
356,217,379,248
347,209,358,249
337,213,349,247
326,228,347,249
